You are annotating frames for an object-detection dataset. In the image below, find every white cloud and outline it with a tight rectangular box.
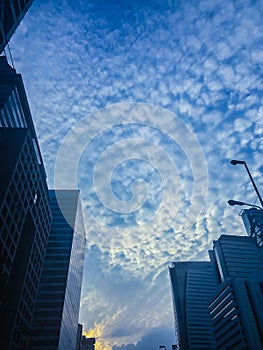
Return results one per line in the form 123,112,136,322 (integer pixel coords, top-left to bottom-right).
10,0,263,347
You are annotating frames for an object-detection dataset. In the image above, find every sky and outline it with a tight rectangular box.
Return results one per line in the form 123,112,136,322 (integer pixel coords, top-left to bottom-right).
7,0,263,349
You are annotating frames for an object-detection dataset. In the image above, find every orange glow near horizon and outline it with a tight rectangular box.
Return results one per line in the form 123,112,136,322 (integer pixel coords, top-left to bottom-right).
83,324,112,350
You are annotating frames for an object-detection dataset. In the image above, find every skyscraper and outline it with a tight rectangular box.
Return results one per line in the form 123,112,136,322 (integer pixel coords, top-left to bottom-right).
208,234,263,349
169,261,217,349
32,190,86,350
81,336,96,350
170,232,263,349
0,56,52,349
76,324,96,350
209,234,263,282
0,0,34,53
209,278,263,349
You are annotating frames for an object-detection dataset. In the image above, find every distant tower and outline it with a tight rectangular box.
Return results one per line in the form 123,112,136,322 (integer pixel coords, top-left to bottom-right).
75,324,96,350
81,336,96,350
0,0,34,53
76,324,83,350
169,261,217,349
32,190,86,349
0,56,52,349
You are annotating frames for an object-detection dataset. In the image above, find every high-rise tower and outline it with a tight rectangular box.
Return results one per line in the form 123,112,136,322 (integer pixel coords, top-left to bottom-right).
0,56,52,349
32,190,86,350
169,261,217,349
208,234,263,349
170,233,263,349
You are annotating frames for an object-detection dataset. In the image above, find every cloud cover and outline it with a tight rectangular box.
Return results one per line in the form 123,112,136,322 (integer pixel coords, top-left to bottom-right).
9,0,263,348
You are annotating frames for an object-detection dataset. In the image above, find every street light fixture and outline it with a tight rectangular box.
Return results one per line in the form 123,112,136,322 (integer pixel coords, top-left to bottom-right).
228,199,262,210
230,159,263,208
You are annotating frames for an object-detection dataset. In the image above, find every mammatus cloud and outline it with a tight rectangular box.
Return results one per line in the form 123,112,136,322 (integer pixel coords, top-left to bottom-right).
10,0,263,348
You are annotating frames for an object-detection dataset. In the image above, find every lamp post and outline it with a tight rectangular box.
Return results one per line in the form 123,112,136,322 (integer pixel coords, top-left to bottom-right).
228,199,262,210
230,160,263,208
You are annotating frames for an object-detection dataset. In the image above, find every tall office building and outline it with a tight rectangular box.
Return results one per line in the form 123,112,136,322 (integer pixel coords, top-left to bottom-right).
76,324,84,350
208,234,263,349
0,0,34,53
32,190,86,350
170,233,263,350
76,324,96,350
81,337,96,350
241,208,263,246
209,234,263,282
169,261,217,349
0,56,52,348
209,278,263,349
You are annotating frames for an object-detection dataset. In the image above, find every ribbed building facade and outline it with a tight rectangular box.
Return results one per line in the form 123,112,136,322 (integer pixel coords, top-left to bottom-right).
170,232,263,350
0,57,52,349
32,190,86,350
209,234,263,282
208,234,263,350
209,278,263,349
169,261,217,349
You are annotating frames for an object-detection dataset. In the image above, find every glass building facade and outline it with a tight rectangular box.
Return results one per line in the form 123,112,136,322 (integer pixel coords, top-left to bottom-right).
209,278,263,349
32,190,86,350
208,234,263,349
0,56,52,349
169,261,217,349
209,234,263,282
170,233,263,349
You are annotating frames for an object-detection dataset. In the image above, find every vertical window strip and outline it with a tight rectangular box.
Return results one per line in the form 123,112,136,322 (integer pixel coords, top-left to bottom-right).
2,103,13,127
6,95,19,127
0,109,7,127
12,89,27,128
32,138,42,165
14,87,27,128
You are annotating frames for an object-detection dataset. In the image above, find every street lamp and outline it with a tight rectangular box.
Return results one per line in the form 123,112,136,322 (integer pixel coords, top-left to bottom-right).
230,159,263,208
228,199,262,210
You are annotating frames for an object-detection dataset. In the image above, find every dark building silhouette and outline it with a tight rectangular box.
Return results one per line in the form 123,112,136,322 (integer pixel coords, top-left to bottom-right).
81,336,96,350
75,324,96,350
169,262,217,349
170,232,263,350
76,324,84,350
0,56,52,349
209,234,263,349
0,0,34,53
0,57,86,349
32,190,86,350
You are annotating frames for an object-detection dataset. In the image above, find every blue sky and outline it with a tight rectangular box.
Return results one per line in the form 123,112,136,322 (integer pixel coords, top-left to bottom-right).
9,0,263,349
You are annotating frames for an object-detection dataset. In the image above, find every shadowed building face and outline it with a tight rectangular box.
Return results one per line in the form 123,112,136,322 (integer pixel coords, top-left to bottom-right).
0,56,52,349
169,261,217,350
31,190,86,350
